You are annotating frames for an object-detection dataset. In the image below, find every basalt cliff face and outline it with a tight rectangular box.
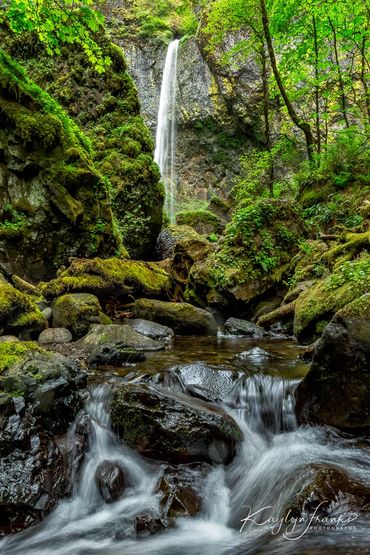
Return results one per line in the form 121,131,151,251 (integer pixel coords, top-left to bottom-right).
115,31,264,203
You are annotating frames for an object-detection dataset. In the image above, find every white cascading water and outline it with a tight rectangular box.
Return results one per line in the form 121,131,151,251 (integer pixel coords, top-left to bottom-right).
154,39,180,223
2,375,370,555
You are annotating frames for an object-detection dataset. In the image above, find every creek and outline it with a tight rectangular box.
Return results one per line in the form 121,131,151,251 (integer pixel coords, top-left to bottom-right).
1,336,370,555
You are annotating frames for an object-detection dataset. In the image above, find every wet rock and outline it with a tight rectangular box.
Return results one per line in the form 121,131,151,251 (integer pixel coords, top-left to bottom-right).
67,410,92,480
296,315,370,431
128,319,174,341
157,471,202,518
38,327,73,345
111,384,242,464
77,324,164,352
88,343,146,367
52,293,111,339
224,317,265,337
132,299,218,336
95,461,131,504
0,439,68,535
287,464,370,518
134,513,165,536
163,362,238,402
236,347,276,363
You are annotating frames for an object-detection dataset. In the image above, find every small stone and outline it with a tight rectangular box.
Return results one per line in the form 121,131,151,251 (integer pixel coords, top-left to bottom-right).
42,307,52,320
224,317,265,337
134,513,165,536
38,328,73,345
0,336,19,343
95,461,131,503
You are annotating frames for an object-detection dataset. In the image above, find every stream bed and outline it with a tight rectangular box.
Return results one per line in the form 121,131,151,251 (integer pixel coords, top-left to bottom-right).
1,336,370,555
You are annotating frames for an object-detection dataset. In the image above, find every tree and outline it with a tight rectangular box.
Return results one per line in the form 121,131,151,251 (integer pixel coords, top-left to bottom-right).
0,0,110,71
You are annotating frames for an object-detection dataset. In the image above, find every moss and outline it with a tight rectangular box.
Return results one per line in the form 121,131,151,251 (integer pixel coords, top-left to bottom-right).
190,199,307,305
0,341,46,374
294,254,370,341
40,257,171,299
0,282,34,326
176,209,222,235
336,293,370,321
10,306,47,332
323,230,370,268
3,32,164,259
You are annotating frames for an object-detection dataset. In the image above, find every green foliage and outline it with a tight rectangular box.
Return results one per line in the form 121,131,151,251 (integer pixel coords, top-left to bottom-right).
124,0,197,41
0,0,110,71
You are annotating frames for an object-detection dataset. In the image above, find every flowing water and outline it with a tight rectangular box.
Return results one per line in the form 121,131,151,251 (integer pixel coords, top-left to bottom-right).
154,39,179,223
2,339,370,555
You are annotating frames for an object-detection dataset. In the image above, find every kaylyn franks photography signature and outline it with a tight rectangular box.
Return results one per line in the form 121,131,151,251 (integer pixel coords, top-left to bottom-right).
240,502,359,541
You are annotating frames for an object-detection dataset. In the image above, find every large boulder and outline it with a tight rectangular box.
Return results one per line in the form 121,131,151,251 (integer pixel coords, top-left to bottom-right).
111,384,242,464
187,199,307,309
296,296,370,431
0,49,119,281
0,343,87,534
77,324,164,352
40,258,171,301
132,299,218,335
52,293,111,338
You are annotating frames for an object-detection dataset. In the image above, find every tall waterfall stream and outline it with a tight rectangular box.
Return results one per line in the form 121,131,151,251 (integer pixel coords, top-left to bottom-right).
154,39,179,223
2,337,370,555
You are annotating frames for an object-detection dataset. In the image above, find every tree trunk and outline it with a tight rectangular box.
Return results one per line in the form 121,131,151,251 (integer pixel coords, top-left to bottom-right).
360,37,370,124
259,0,315,160
329,18,350,128
260,43,274,195
312,15,321,153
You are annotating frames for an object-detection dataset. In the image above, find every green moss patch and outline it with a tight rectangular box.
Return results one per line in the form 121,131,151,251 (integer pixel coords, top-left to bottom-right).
40,257,171,299
294,254,370,342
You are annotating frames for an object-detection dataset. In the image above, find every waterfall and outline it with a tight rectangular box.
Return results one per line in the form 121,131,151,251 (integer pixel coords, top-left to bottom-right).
154,39,180,224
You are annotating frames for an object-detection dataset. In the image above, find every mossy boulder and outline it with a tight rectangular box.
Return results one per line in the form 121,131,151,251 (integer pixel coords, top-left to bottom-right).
188,199,307,308
0,341,45,374
0,281,47,338
52,293,111,339
176,209,223,235
294,254,370,343
40,257,171,301
132,298,218,335
111,383,242,463
0,49,119,280
77,324,164,352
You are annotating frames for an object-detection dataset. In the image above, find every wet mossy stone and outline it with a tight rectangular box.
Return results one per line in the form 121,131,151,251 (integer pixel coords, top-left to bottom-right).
40,258,171,301
77,324,164,352
132,299,218,336
111,383,242,464
0,341,46,374
52,293,111,339
294,254,370,343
